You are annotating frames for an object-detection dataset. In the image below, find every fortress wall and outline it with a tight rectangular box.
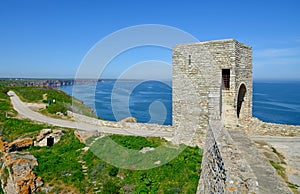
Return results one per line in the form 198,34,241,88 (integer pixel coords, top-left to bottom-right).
171,40,258,193
198,77,258,193
197,125,259,193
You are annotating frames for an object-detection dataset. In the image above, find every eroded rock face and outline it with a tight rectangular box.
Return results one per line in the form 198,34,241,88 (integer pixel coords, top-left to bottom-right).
0,151,43,194
36,129,52,142
34,129,63,147
7,138,33,152
0,137,33,153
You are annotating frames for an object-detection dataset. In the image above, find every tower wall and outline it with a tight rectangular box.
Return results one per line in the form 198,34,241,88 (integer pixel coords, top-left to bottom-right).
172,39,252,145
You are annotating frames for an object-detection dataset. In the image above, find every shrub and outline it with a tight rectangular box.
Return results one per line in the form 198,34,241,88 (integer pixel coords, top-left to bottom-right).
108,166,119,177
102,180,120,194
46,103,68,115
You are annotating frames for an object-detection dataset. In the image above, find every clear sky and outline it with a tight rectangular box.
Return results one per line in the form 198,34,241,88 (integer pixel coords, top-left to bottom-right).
0,0,300,80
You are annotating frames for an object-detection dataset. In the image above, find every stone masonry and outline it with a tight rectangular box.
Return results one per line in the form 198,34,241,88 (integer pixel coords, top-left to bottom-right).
172,39,291,193
172,39,253,145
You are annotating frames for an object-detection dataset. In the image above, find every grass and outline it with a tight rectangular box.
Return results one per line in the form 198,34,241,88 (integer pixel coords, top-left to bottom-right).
13,86,72,103
1,118,49,142
27,130,86,193
109,135,166,150
84,135,203,193
12,86,97,118
0,86,48,142
269,147,299,193
0,85,203,193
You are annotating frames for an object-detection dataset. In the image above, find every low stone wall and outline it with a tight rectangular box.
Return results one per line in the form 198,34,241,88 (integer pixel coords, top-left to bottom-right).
243,117,300,136
197,126,226,193
67,111,174,133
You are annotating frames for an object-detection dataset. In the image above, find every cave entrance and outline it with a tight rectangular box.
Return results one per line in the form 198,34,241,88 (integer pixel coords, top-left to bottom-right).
237,84,246,118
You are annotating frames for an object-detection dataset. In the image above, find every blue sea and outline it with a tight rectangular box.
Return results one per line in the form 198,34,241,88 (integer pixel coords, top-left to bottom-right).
60,81,300,126
253,81,300,125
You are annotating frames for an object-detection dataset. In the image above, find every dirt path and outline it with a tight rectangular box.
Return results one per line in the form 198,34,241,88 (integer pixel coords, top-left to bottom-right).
8,91,173,138
251,136,300,193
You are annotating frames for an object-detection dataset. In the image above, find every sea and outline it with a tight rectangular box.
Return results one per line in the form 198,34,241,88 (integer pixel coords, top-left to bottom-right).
60,80,300,126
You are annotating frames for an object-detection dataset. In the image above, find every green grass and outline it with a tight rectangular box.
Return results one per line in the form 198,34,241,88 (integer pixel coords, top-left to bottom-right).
84,135,202,193
270,160,286,178
0,85,203,193
270,157,299,193
13,86,72,103
109,135,166,150
1,118,49,142
28,130,86,193
0,86,46,141
12,86,97,118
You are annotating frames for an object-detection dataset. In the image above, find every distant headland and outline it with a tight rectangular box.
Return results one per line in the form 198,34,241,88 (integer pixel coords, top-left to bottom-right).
0,78,148,87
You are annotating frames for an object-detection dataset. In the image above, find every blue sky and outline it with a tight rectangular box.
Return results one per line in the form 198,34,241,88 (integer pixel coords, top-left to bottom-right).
0,0,300,80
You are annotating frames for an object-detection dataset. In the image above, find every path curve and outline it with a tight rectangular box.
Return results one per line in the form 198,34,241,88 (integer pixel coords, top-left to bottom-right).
8,91,173,138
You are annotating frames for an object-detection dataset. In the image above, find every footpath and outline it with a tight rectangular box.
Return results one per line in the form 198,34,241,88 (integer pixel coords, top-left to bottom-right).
228,130,293,194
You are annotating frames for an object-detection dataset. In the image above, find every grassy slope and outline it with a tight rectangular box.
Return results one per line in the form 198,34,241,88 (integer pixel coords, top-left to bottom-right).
12,86,97,118
28,130,87,193
0,85,203,193
84,135,202,194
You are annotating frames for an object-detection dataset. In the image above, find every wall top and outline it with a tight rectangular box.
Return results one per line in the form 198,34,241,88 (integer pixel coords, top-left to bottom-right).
173,39,252,49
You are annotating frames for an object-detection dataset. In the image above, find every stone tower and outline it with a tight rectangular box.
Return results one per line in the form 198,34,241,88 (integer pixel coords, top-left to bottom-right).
172,39,252,145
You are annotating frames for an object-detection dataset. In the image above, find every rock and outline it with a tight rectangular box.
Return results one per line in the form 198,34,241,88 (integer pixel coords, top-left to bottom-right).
0,151,43,194
35,129,63,147
74,130,100,144
139,147,155,154
36,128,52,142
120,117,137,123
0,136,9,152
56,112,64,116
7,138,33,152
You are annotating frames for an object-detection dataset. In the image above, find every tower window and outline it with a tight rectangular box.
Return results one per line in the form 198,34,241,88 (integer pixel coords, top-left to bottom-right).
222,69,230,90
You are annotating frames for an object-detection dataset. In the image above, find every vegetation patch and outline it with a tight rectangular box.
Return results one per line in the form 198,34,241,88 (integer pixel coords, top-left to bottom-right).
109,135,166,150
28,130,86,193
84,135,202,193
0,85,203,193
12,86,97,118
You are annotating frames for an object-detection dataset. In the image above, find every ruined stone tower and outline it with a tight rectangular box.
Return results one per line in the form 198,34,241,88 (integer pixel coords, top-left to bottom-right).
172,39,252,145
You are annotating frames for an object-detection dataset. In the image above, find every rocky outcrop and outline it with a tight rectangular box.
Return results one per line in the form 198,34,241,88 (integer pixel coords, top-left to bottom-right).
7,138,33,152
120,117,137,123
0,135,45,194
34,128,63,147
0,151,43,194
74,130,100,144
0,137,33,153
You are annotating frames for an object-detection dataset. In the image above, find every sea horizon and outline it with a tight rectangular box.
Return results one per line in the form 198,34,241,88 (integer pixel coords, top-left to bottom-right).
59,80,300,126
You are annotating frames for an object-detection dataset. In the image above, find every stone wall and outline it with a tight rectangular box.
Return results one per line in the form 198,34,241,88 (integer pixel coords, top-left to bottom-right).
171,39,267,193
196,75,258,193
243,117,300,136
198,126,259,193
67,111,173,134
172,39,252,146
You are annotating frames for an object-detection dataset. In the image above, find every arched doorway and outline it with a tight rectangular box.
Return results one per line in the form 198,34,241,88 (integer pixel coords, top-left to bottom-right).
237,84,246,118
